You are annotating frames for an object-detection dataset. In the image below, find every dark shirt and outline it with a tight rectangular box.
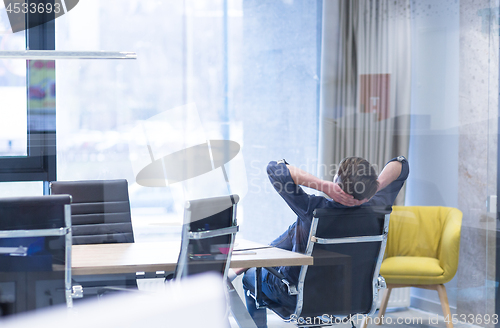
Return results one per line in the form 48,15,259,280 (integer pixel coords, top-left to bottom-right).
266,156,409,284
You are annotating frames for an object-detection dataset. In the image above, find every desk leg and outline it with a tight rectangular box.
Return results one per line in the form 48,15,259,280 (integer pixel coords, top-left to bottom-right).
227,280,258,328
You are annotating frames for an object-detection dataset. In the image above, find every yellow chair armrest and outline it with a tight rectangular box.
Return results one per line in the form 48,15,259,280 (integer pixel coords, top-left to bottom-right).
438,208,462,283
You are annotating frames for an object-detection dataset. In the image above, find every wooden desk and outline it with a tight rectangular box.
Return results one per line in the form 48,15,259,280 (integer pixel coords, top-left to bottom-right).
72,239,312,328
71,239,313,276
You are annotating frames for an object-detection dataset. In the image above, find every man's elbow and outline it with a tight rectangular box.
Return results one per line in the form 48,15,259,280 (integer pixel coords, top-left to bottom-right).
267,161,278,176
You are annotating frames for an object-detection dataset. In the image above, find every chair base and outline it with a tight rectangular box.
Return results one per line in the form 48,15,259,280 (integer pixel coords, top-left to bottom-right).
375,284,452,328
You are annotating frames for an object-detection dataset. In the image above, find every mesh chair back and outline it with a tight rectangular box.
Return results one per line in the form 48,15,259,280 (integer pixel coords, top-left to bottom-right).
299,206,389,318
0,195,72,315
50,180,133,245
176,195,239,279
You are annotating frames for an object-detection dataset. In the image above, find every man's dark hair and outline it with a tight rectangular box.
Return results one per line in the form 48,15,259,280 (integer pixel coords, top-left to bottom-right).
336,157,379,200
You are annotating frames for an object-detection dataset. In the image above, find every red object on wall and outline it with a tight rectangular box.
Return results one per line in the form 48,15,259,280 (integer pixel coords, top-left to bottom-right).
359,74,390,121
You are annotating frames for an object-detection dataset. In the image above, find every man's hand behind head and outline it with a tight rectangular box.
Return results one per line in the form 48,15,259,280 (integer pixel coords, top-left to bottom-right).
324,181,367,206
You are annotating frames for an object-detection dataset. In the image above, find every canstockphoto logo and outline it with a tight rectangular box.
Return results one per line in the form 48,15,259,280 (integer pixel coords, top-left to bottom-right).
3,0,79,33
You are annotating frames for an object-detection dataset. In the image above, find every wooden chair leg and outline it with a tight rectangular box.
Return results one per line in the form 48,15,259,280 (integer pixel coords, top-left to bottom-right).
436,284,453,328
376,287,392,325
360,315,369,328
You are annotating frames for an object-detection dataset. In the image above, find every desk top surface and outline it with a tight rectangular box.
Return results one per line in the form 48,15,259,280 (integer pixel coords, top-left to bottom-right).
71,239,313,275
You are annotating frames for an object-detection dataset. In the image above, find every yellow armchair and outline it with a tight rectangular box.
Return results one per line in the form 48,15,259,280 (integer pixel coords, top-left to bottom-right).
377,206,462,328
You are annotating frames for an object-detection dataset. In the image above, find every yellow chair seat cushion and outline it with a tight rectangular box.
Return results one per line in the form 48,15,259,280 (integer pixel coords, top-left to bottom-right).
380,256,445,284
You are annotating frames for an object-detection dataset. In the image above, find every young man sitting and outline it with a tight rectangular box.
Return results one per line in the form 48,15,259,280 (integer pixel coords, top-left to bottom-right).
239,156,409,328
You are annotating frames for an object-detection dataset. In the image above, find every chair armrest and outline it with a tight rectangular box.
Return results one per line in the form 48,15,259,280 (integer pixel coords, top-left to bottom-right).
377,275,386,289
263,267,298,296
438,209,462,282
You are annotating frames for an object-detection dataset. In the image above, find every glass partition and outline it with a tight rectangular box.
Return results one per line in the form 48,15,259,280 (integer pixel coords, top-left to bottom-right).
53,0,500,325
55,0,322,243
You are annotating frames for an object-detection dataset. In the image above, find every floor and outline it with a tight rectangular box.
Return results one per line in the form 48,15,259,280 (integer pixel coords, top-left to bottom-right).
228,308,483,328
138,276,481,328
225,274,480,328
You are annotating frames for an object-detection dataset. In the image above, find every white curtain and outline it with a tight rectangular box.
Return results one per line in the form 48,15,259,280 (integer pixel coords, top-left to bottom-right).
318,0,411,204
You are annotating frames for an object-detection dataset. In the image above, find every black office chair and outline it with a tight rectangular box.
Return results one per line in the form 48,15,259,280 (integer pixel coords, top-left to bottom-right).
251,206,390,328
174,194,240,280
50,179,137,297
0,195,82,316
50,179,134,245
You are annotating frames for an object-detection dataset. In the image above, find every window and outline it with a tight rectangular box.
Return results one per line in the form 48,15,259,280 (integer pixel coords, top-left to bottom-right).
55,0,322,242
0,1,55,184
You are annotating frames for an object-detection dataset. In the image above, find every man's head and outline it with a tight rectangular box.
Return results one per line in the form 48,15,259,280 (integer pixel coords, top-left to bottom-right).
334,157,379,200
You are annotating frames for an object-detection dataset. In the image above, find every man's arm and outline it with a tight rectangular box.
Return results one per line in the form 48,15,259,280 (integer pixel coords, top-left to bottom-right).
286,165,362,206
286,160,403,206
367,157,408,207
376,161,403,192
